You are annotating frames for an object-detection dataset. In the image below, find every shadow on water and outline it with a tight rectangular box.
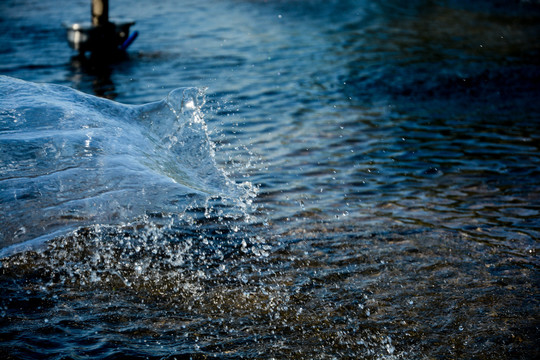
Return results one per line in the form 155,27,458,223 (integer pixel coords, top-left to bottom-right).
68,53,133,100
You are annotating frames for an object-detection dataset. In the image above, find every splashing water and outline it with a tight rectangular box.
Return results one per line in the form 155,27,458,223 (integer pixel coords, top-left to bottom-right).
1,0,538,357
0,76,416,359
0,75,255,256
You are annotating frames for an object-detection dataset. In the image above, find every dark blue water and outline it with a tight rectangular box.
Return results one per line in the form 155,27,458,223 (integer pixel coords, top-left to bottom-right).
1,0,539,359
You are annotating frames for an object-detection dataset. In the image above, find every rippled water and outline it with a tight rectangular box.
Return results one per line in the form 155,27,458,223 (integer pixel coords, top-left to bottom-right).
1,0,539,359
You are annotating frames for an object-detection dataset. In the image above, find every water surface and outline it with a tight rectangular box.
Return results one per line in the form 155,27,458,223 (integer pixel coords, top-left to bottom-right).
1,0,539,359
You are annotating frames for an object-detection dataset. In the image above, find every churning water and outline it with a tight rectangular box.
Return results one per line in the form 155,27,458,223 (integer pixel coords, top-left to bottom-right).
1,0,539,359
0,76,254,255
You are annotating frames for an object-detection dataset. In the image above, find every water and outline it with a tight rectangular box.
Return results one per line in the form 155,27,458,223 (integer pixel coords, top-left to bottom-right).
1,0,539,358
0,76,253,255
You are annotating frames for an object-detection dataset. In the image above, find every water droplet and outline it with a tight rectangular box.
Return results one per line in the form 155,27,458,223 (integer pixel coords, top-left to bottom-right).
385,336,395,354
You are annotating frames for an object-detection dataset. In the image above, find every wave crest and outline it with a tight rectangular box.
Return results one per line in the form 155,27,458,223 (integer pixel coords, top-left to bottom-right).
0,76,255,256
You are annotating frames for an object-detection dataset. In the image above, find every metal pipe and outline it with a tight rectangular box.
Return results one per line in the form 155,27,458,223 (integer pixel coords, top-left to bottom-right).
92,0,109,26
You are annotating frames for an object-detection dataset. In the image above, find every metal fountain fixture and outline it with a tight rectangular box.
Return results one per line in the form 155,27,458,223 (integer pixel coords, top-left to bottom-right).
64,0,138,55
